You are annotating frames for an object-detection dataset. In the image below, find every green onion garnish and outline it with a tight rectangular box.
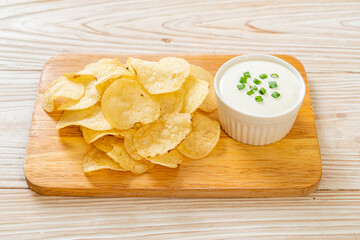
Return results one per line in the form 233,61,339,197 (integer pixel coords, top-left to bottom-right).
237,84,245,90
255,96,263,102
259,73,268,79
268,81,278,88
271,91,280,98
271,73,279,78
240,76,247,83
259,87,266,95
244,71,251,78
250,85,258,91
253,78,261,85
247,89,254,96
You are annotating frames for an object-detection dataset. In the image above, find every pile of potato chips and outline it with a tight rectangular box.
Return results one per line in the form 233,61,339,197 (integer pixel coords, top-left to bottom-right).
42,57,220,174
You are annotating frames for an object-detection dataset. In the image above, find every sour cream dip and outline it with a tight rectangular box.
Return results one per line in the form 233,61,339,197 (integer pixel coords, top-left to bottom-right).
219,60,300,117
214,54,306,145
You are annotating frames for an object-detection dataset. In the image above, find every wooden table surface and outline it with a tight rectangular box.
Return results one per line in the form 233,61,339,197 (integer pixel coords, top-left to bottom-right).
0,0,359,239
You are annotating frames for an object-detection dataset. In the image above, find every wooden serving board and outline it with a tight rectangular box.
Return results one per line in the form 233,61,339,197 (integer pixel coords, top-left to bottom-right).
25,54,321,198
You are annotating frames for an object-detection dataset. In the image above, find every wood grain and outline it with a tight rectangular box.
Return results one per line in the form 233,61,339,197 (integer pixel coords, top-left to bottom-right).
0,0,359,238
24,54,321,198
0,189,359,239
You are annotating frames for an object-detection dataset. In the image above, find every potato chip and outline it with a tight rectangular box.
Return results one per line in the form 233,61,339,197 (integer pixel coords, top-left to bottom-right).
154,89,183,115
93,136,153,174
92,135,119,153
190,64,217,112
56,104,113,130
180,76,209,113
41,76,84,112
102,78,160,130
62,73,96,83
58,78,101,111
83,147,125,173
147,149,183,168
127,57,190,94
178,113,220,159
134,113,192,158
107,142,153,174
123,129,144,160
81,126,125,144
77,63,97,75
92,58,134,86
125,58,136,75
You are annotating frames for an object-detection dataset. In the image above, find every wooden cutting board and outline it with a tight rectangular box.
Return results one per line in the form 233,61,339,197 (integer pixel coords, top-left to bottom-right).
24,54,322,198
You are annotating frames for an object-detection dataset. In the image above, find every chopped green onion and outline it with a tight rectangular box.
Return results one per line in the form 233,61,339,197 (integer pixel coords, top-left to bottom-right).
259,73,268,79
250,85,258,91
255,96,263,102
271,91,280,98
240,76,247,83
259,87,266,95
253,78,261,85
247,89,254,96
271,73,279,78
268,81,278,88
237,84,245,90
244,71,251,78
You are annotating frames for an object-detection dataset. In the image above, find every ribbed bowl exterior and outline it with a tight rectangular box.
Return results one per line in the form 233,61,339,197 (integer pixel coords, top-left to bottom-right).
218,106,297,145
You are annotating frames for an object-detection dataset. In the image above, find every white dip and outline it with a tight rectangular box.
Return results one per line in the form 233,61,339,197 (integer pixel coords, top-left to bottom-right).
219,60,300,116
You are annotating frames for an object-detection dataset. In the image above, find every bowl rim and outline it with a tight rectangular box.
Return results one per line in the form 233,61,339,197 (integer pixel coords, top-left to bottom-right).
214,54,306,119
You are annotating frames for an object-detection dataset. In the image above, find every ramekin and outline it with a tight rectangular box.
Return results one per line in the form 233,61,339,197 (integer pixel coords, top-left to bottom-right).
214,54,306,145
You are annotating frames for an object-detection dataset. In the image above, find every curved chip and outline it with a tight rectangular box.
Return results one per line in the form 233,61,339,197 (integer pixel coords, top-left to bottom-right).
62,73,95,83
56,104,113,130
134,113,192,158
127,57,190,94
41,76,84,112
58,78,101,111
180,76,209,113
178,113,220,159
93,136,153,174
92,58,134,86
102,78,160,130
92,135,119,153
81,127,125,144
107,142,153,174
77,62,97,75
154,89,183,115
124,129,144,160
83,147,125,173
147,149,183,168
190,64,217,112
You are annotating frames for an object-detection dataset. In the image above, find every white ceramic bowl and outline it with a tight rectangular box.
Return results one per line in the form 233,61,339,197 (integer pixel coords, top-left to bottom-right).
214,54,306,145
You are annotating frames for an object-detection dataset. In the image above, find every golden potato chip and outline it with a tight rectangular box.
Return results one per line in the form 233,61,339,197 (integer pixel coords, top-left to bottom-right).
56,104,112,130
107,142,153,174
147,149,183,168
41,76,84,112
77,63,96,75
93,136,153,174
127,57,190,94
154,89,183,115
178,113,220,159
83,147,125,173
102,78,160,130
92,135,118,153
190,64,217,112
180,76,209,113
62,73,96,83
92,58,134,86
134,113,192,158
81,126,125,144
124,129,144,160
58,78,101,111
